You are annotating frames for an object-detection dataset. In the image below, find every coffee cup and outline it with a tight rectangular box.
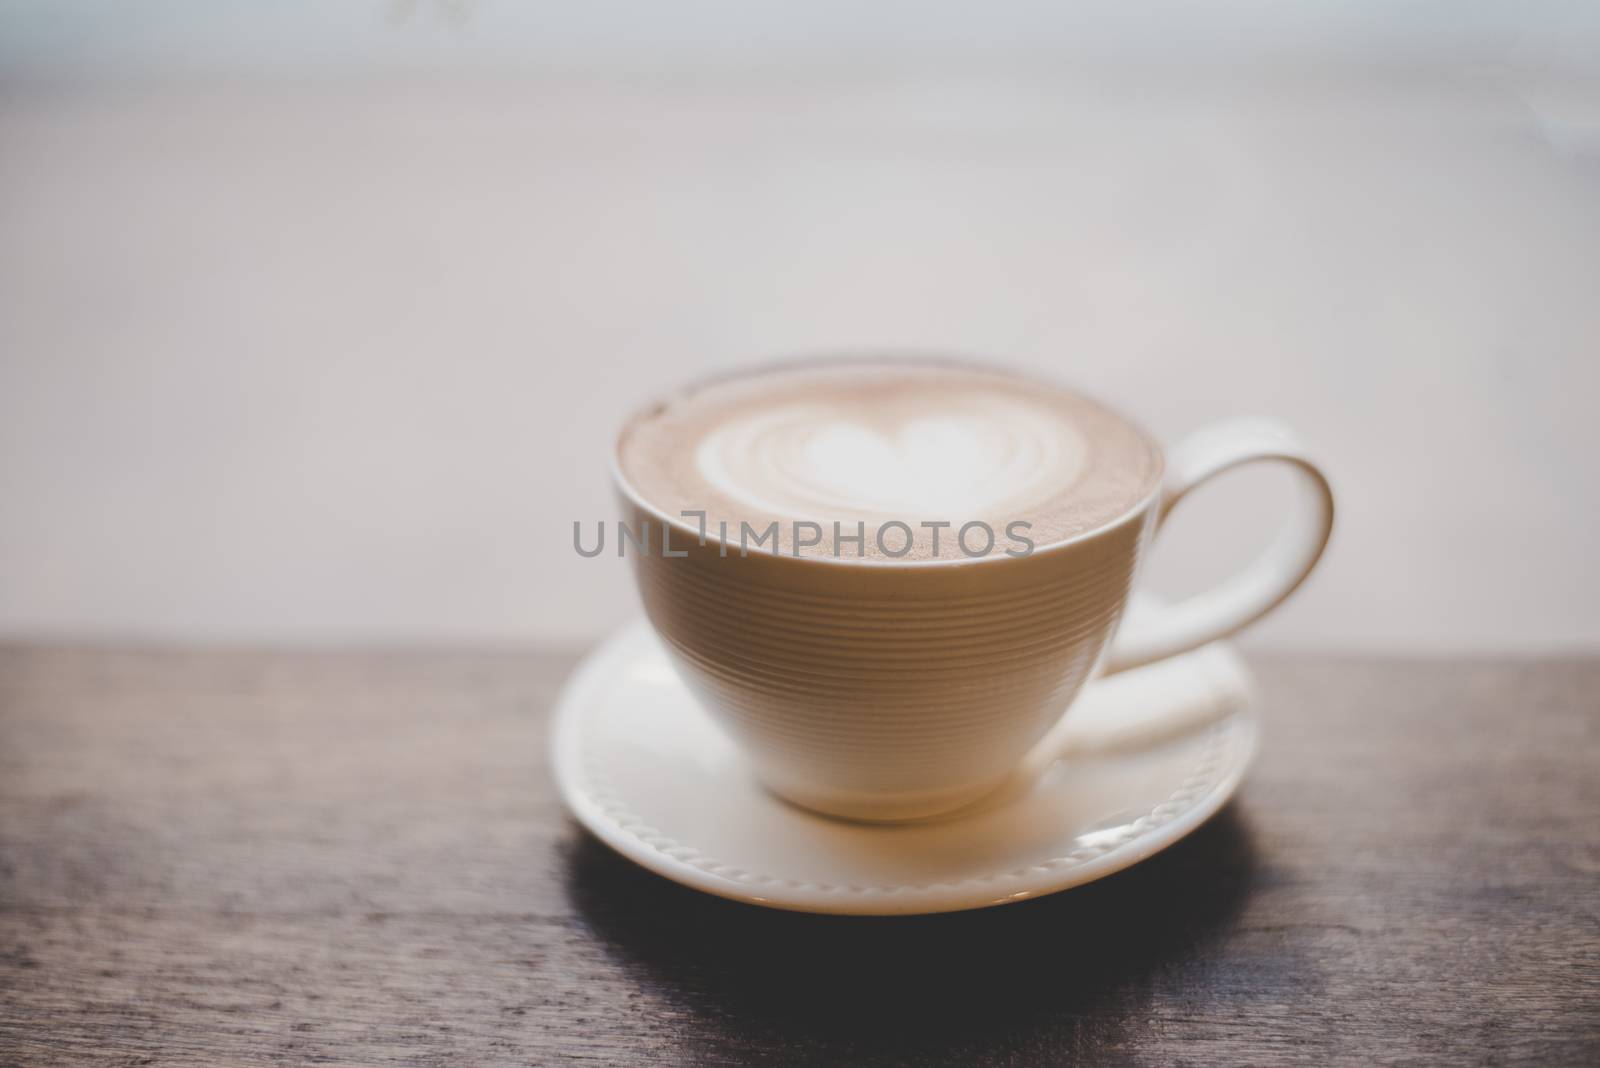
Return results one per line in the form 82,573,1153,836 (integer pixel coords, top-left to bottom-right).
613,356,1333,821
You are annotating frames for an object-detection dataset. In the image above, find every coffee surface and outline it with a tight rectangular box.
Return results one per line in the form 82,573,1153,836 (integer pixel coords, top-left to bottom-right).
617,361,1161,560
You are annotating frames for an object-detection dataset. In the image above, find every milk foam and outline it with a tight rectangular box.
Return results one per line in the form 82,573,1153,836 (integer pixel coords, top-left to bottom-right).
618,361,1160,560
693,399,1088,525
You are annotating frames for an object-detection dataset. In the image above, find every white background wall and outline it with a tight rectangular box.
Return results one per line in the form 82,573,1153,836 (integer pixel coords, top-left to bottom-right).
2,3,1598,651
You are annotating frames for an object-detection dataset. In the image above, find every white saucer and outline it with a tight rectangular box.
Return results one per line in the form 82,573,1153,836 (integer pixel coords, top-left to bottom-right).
552,620,1259,915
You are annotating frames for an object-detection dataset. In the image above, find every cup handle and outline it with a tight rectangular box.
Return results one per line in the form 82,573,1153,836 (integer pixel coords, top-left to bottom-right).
1101,417,1334,675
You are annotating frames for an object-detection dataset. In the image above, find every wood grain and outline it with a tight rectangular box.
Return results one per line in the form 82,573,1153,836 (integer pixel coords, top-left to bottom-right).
1,646,1597,1065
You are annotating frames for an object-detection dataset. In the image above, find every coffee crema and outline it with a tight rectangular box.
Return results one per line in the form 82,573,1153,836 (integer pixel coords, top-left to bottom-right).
617,360,1162,561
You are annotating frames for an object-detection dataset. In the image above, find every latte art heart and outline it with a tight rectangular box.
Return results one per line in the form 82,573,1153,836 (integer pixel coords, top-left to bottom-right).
696,404,1088,524
619,361,1160,560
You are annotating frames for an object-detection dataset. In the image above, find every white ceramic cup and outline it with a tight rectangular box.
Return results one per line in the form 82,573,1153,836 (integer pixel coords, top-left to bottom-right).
615,359,1333,821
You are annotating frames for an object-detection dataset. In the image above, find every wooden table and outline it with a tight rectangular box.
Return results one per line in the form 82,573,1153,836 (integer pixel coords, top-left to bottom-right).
1,646,1596,1065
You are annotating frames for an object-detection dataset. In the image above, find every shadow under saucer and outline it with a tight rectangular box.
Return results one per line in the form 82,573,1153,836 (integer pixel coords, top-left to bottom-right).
561,801,1262,1065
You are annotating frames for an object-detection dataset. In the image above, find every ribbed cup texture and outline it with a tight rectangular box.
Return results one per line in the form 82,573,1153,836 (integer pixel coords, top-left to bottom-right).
620,499,1153,820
